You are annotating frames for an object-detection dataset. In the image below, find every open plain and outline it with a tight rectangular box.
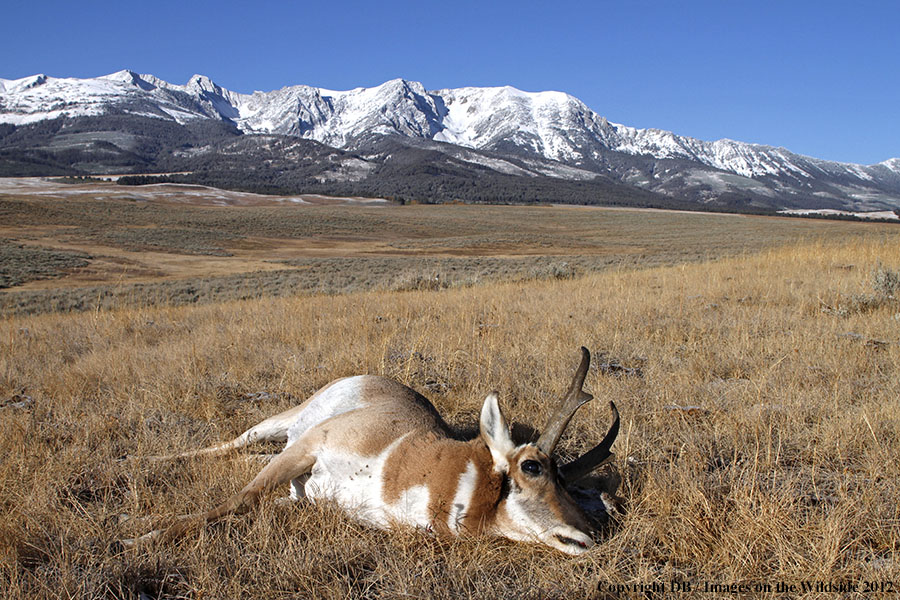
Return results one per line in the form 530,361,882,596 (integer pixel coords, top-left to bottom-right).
1,177,898,317
0,179,899,598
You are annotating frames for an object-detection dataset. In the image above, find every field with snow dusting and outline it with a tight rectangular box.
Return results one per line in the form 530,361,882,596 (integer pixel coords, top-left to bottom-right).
779,208,899,221
2,177,897,317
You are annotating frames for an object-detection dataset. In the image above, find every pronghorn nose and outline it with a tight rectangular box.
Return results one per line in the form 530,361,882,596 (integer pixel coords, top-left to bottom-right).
555,534,588,549
548,526,594,554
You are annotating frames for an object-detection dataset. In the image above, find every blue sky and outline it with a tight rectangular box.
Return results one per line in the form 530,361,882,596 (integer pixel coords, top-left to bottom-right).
4,0,897,164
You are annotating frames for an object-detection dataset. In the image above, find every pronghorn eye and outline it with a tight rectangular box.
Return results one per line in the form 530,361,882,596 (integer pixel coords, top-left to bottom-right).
521,460,543,476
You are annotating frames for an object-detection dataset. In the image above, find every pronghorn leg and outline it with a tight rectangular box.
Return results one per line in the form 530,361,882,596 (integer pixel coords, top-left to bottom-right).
244,453,279,464
123,441,316,546
290,473,310,499
136,378,348,462
137,403,309,461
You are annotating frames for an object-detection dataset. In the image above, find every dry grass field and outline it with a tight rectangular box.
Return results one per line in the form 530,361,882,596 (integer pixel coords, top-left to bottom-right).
1,208,899,598
2,179,900,598
3,176,898,317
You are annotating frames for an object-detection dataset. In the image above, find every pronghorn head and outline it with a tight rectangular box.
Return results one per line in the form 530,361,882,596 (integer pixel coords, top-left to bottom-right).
479,347,620,555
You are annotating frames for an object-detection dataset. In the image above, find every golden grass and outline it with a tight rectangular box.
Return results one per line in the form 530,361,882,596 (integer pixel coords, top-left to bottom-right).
3,179,898,303
1,234,898,598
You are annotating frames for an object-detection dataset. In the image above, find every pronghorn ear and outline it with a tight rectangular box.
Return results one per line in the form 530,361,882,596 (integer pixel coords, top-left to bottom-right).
480,392,515,472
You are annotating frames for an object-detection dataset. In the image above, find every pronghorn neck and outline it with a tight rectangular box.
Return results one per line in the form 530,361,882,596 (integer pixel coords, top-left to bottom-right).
379,434,504,534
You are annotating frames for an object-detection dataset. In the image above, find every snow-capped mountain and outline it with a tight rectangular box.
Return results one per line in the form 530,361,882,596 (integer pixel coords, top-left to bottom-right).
2,70,899,211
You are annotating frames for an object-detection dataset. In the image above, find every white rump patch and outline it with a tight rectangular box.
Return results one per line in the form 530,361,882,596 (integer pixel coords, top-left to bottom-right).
286,377,367,446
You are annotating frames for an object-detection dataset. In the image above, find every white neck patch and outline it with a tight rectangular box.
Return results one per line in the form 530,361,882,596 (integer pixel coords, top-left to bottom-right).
448,460,479,533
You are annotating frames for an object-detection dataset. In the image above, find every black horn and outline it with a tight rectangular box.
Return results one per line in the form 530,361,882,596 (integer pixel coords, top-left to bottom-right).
559,401,619,483
535,347,593,455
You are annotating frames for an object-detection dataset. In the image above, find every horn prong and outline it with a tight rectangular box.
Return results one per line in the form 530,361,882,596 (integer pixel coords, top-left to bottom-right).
535,347,593,455
559,401,620,483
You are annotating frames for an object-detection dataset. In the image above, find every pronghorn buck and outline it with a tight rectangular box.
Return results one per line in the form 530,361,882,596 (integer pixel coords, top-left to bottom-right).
128,347,620,554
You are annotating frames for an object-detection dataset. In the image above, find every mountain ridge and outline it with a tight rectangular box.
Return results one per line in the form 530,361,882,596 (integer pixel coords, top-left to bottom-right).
2,70,899,211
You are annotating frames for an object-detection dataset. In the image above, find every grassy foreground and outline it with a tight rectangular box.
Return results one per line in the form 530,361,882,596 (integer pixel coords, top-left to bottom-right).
0,235,898,599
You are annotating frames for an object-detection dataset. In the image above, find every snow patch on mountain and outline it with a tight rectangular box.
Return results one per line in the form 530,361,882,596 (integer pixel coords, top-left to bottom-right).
684,169,778,197
229,78,444,147
878,158,900,173
433,86,601,163
449,148,537,177
780,208,898,220
2,70,899,208
0,74,49,94
0,71,223,125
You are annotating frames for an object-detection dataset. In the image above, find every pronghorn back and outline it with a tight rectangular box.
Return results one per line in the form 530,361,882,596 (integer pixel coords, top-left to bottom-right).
285,375,453,452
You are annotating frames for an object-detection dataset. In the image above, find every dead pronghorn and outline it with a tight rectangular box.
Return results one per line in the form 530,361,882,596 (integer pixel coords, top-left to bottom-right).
126,347,620,554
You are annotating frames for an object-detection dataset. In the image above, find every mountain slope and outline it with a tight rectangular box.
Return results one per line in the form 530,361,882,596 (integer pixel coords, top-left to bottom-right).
2,70,898,210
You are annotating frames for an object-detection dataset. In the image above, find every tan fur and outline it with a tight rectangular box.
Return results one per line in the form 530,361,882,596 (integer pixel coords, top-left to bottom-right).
380,436,501,534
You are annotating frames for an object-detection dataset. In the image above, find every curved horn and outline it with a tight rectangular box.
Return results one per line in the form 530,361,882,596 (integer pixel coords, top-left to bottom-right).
535,347,593,455
558,401,619,483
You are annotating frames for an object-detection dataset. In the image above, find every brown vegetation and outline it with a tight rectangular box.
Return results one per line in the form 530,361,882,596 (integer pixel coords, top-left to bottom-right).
2,177,898,317
1,225,898,597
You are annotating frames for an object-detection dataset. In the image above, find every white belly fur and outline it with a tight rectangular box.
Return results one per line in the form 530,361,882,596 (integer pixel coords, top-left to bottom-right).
304,433,432,529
